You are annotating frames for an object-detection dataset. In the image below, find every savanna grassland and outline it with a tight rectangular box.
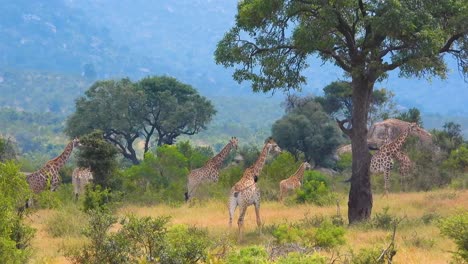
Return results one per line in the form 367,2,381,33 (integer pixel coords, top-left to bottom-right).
27,188,467,264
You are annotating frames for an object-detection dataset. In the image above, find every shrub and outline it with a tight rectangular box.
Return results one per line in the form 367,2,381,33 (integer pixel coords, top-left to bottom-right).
351,246,386,264
312,220,346,248
272,223,304,245
438,211,468,262
296,171,335,206
336,152,352,172
226,246,269,264
275,252,326,264
372,207,399,230
0,161,35,263
161,224,211,264
66,210,136,264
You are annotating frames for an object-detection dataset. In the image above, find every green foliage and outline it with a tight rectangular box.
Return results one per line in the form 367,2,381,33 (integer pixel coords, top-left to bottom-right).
76,130,119,189
261,151,301,200
351,246,386,264
336,152,352,172
161,224,211,264
122,145,189,204
443,144,468,172
371,207,401,230
120,215,170,262
272,100,343,166
82,185,112,213
272,223,304,245
0,136,17,162
296,171,335,206
313,220,346,248
66,210,135,264
396,108,423,127
66,76,215,164
226,246,269,264
275,252,326,264
67,211,210,264
137,76,216,147
0,161,35,263
176,140,213,170
438,211,468,262
315,81,396,123
432,122,465,154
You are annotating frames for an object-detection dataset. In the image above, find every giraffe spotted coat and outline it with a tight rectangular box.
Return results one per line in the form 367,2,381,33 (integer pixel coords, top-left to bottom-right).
185,137,238,201
279,162,312,202
72,167,93,199
228,138,281,241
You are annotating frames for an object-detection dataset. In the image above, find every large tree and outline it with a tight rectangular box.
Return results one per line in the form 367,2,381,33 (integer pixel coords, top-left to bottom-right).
66,77,215,165
65,78,145,164
137,76,216,149
215,0,467,223
272,100,343,165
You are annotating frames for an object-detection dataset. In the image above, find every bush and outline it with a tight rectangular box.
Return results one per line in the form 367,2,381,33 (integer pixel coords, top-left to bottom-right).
296,171,335,206
313,220,346,248
272,223,304,245
372,207,400,230
336,152,352,172
226,246,269,264
275,252,326,264
438,211,468,262
82,184,113,212
0,161,35,263
161,224,211,264
351,246,386,264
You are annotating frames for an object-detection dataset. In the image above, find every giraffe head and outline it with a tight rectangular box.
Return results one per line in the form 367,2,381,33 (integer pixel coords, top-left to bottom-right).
230,137,239,150
303,162,312,170
72,137,82,148
408,122,419,133
266,137,282,155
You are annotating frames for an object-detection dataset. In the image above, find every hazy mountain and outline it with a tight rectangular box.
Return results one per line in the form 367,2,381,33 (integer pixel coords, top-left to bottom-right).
0,0,466,130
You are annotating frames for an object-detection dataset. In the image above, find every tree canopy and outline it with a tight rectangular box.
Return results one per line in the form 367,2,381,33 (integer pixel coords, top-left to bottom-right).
272,100,343,166
65,76,216,164
215,0,467,223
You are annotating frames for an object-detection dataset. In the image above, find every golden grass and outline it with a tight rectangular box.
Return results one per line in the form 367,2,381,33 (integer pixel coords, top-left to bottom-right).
28,189,468,264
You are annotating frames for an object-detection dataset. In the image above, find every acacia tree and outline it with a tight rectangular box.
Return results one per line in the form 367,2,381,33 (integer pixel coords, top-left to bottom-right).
66,79,145,164
137,76,216,149
66,77,215,165
215,0,467,223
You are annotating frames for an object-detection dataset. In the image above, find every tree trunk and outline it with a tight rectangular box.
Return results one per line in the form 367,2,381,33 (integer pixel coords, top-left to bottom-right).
348,77,374,224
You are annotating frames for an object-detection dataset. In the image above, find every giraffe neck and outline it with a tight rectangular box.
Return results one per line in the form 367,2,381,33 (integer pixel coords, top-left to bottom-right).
292,163,306,181
251,143,271,177
50,140,75,168
209,142,234,169
388,126,411,152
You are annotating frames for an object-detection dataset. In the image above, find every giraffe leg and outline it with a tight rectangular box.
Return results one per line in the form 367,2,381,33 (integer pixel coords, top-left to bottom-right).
237,205,248,242
228,194,237,228
383,170,390,197
254,201,262,235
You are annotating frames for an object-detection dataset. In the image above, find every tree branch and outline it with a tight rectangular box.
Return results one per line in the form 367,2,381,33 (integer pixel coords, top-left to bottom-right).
336,118,352,137
439,33,463,53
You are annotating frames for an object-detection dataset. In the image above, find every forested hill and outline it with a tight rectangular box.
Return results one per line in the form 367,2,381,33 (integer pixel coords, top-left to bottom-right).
0,0,466,122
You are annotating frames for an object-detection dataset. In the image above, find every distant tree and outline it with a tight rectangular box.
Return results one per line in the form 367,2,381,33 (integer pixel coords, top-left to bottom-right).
272,100,343,166
76,131,119,189
65,78,144,164
215,0,467,223
137,76,216,149
396,108,423,127
66,76,215,165
314,81,395,125
0,137,17,162
433,122,465,154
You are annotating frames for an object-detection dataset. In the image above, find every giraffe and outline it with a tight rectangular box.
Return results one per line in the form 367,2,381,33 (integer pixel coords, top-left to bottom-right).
26,138,81,194
394,151,414,191
370,122,418,194
185,137,239,201
228,138,281,241
279,162,312,202
72,167,93,200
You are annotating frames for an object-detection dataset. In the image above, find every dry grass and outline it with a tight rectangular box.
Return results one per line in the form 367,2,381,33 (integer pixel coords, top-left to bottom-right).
27,189,467,264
